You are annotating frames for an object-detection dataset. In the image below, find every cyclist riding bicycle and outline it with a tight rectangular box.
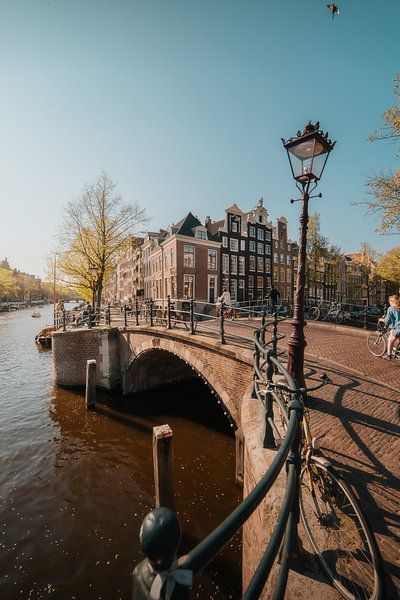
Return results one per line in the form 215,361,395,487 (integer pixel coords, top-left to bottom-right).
216,287,234,318
379,294,400,360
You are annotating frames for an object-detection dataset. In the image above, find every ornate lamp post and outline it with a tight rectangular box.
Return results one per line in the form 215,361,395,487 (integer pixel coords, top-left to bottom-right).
282,122,335,387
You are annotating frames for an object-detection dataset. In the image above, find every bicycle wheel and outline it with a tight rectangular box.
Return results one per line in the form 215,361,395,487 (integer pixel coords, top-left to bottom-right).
307,307,320,321
367,333,386,357
300,460,383,600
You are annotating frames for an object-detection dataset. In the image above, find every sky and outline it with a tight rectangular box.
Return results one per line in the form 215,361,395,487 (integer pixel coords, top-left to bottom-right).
0,0,399,278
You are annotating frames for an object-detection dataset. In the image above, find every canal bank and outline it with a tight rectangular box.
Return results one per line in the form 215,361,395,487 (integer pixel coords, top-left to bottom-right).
0,305,242,599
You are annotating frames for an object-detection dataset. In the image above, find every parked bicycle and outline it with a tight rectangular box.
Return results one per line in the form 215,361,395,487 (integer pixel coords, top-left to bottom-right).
367,322,400,360
263,374,384,600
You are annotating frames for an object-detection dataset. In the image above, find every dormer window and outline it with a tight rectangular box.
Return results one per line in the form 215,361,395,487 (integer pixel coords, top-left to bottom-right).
230,216,240,233
193,227,207,240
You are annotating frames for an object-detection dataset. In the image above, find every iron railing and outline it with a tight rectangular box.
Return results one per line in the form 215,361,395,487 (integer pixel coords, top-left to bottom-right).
131,321,303,599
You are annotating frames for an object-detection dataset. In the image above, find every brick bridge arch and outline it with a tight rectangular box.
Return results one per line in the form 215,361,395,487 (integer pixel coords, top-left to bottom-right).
119,329,254,430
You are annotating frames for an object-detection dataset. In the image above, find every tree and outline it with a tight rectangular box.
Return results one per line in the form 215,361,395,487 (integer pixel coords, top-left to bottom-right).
358,242,378,305
56,172,147,307
376,247,400,291
0,267,19,301
363,75,400,234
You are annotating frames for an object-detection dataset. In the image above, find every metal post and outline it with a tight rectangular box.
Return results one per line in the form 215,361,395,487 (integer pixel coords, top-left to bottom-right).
261,307,267,346
252,329,260,398
363,305,368,330
219,299,225,344
167,295,172,329
272,309,279,357
153,424,175,511
286,187,309,388
85,359,96,410
88,308,93,329
135,297,139,326
190,298,195,335
286,395,304,561
62,309,66,332
107,303,111,326
124,304,128,327
150,299,154,327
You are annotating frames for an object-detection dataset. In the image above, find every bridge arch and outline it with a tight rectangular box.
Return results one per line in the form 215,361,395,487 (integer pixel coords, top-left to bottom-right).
124,342,238,430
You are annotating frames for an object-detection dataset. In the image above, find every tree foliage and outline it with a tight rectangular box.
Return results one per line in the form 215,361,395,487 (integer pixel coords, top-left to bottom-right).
306,213,342,294
56,172,147,307
363,75,400,234
376,246,400,289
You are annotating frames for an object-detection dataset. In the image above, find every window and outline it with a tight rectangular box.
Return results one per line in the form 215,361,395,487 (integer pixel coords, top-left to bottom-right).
249,226,255,237
222,254,229,274
208,249,217,270
240,240,246,251
231,255,238,274
208,276,217,304
248,275,254,288
280,239,285,250
265,244,271,255
274,252,278,263
239,256,245,275
258,215,263,223
249,240,256,252
257,242,264,255
195,229,207,239
183,275,195,298
286,268,291,283
231,218,239,233
170,249,175,268
280,253,285,264
286,255,291,266
257,229,264,240
274,271,278,282
249,256,255,271
230,280,237,301
257,276,263,289
265,231,271,241
239,279,245,289
274,240,278,249
265,259,271,273
287,243,291,252
222,236,228,248
257,257,263,272
184,245,195,267
280,268,285,283
266,276,271,288
230,238,239,252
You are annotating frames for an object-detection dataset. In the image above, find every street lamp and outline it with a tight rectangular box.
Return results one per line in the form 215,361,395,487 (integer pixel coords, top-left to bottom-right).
282,122,335,387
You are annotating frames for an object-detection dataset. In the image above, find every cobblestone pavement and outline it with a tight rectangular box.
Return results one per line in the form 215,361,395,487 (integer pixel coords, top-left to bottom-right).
223,318,400,596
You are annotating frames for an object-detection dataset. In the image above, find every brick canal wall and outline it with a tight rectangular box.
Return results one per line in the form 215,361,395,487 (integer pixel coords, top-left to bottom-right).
52,326,297,597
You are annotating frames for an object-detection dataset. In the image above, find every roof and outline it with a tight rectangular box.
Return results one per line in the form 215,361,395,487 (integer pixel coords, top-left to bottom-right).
174,212,218,241
207,218,224,235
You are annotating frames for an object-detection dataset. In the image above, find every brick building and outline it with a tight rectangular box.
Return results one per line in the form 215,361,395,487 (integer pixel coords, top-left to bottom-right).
206,198,273,302
272,217,293,301
143,213,220,304
102,237,144,304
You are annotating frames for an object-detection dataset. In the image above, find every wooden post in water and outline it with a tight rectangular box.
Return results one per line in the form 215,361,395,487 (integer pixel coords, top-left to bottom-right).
235,428,244,486
85,359,97,410
153,424,175,511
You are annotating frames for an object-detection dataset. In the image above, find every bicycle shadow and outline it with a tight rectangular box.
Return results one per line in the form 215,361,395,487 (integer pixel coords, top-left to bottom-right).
303,359,400,597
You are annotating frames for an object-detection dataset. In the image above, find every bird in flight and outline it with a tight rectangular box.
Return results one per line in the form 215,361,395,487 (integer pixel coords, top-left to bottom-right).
327,3,340,19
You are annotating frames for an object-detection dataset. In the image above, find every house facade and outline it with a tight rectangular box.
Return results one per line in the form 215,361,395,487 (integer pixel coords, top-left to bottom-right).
272,217,293,301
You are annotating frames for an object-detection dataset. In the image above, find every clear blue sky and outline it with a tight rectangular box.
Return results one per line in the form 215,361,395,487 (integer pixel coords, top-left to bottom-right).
0,0,399,277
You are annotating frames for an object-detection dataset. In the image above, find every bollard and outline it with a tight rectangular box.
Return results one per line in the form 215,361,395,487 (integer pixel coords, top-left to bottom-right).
62,309,66,332
107,303,111,326
149,299,154,327
153,424,175,511
363,305,368,330
85,359,96,410
190,299,195,335
124,304,128,327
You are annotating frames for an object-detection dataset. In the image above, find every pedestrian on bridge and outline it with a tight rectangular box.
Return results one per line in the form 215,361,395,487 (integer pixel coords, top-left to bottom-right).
379,294,400,360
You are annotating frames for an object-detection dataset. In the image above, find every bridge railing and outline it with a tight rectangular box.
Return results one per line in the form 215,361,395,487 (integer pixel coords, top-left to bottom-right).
131,322,303,599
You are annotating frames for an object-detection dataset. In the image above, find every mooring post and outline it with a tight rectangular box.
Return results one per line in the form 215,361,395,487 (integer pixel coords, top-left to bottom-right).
85,359,97,410
153,424,175,511
135,298,140,326
235,428,244,486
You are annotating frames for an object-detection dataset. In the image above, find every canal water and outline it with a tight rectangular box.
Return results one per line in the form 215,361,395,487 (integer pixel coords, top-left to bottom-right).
0,305,242,599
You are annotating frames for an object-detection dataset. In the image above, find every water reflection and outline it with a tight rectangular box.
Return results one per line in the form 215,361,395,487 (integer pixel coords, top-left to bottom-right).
0,305,241,599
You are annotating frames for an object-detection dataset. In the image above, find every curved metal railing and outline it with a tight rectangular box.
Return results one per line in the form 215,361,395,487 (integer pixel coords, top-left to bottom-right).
131,325,303,599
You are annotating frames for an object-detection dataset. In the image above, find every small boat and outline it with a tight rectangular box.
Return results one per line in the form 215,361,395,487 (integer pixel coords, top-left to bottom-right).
32,311,41,318
35,326,54,348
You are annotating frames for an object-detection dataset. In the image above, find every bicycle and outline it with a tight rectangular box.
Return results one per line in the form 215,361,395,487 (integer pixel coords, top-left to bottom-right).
306,299,326,321
367,322,400,359
170,302,197,332
265,375,384,600
323,301,345,323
